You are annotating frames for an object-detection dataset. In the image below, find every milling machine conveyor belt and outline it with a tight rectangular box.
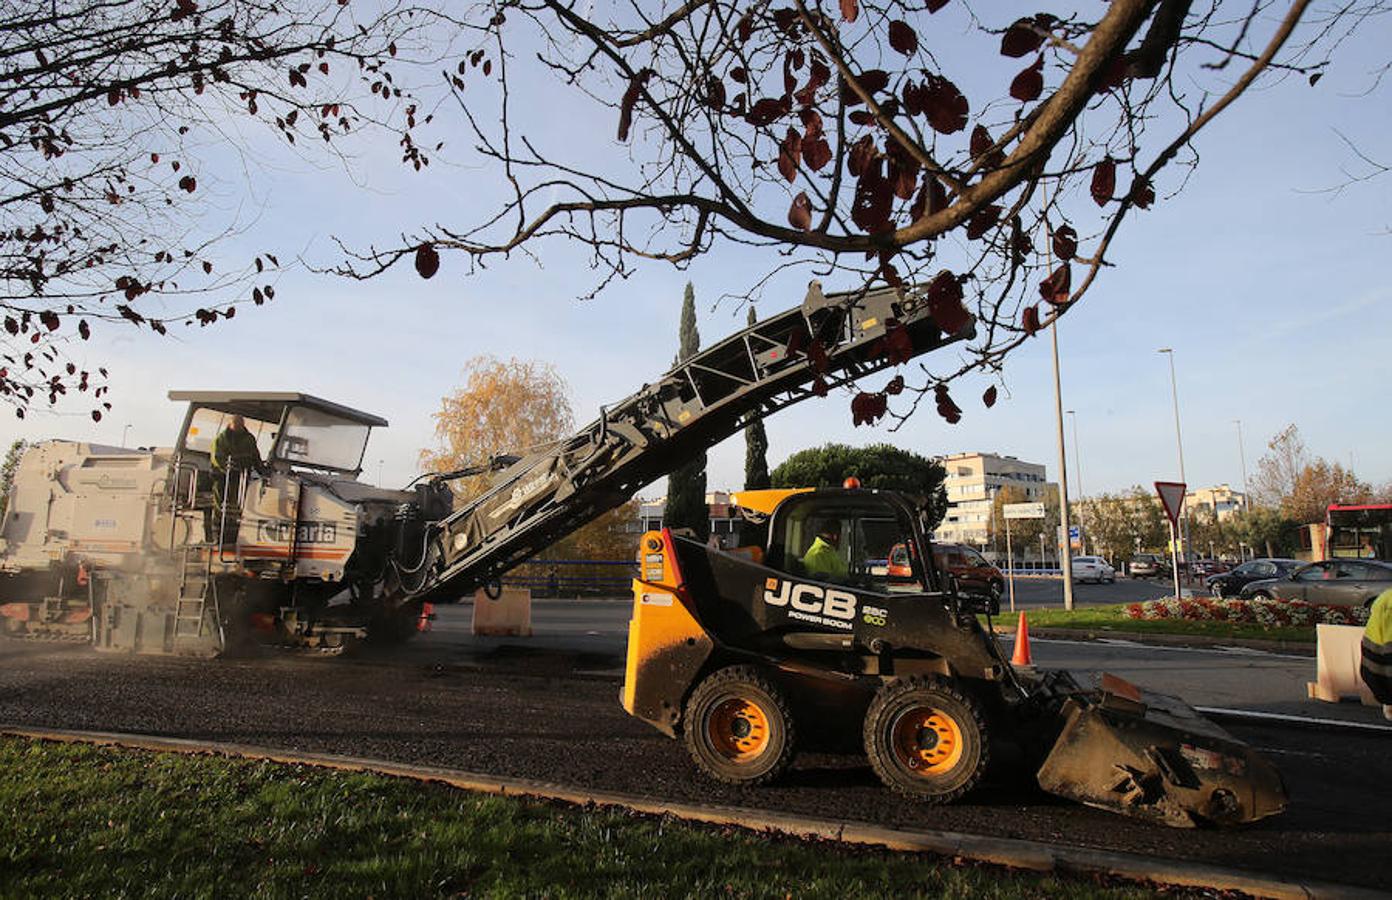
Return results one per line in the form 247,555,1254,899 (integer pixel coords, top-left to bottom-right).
414,281,973,597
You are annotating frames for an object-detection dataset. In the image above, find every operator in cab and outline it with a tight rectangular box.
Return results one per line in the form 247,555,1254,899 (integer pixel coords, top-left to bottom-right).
802,519,849,581
211,415,263,476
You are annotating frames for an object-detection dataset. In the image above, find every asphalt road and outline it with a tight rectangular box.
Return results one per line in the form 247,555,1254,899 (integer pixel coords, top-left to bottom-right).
1001,575,1178,610
1,600,1387,891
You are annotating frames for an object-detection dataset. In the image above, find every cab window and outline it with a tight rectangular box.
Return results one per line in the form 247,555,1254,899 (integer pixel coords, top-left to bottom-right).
182,407,277,461
770,496,921,592
274,406,371,472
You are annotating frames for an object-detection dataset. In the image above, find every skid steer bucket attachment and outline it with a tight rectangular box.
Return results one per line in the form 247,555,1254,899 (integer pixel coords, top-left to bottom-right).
1034,673,1287,828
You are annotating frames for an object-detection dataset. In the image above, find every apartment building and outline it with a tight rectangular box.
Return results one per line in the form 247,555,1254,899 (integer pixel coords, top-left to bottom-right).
1184,484,1248,522
636,491,741,545
934,452,1049,546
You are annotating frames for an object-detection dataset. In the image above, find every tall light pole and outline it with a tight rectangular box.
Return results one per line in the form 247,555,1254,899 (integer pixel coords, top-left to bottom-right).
377,458,385,488
1066,409,1084,555
1065,410,1084,501
1234,419,1249,497
121,424,131,448
1052,320,1075,610
1158,348,1190,573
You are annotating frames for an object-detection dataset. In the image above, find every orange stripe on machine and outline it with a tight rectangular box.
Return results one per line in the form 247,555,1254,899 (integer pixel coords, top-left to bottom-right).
238,544,350,561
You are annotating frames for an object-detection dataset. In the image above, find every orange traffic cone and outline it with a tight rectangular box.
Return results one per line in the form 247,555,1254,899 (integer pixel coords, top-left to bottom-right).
1011,611,1033,667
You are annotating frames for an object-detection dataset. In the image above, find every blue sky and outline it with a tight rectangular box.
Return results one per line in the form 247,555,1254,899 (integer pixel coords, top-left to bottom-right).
4,5,1390,500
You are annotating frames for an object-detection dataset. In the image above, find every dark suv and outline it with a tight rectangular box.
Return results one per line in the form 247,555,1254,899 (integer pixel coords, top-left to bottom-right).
1206,558,1302,598
1129,553,1163,578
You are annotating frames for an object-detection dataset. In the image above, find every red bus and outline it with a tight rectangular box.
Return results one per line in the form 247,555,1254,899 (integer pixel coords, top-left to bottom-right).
1325,503,1392,560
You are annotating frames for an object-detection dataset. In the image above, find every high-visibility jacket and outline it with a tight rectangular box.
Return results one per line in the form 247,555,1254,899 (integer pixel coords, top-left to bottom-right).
211,426,261,474
1361,587,1392,704
802,536,848,581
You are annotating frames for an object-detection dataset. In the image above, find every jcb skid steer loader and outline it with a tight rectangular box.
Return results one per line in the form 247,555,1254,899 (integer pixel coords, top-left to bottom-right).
622,486,1288,828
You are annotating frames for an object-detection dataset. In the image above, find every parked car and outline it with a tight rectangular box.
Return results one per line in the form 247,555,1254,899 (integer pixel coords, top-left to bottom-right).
888,541,1003,614
1238,559,1392,607
1206,558,1302,598
1128,553,1163,578
1191,559,1230,578
1072,555,1116,584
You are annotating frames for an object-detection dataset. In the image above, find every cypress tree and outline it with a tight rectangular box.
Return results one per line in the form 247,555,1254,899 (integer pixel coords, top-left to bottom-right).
663,283,709,540
743,306,771,492
736,307,773,546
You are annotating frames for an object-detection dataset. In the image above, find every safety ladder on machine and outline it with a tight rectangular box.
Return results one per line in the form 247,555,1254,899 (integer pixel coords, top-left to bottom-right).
173,543,223,652
167,459,227,652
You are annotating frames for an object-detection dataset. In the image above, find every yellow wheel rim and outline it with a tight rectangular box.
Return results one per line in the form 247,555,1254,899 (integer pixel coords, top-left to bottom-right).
891,706,964,776
707,697,771,762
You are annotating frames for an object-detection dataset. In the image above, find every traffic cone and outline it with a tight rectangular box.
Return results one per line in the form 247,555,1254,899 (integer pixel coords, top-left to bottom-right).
1011,611,1033,667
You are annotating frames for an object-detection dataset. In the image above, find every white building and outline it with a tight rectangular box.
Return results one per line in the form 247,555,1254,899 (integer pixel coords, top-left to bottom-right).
1184,484,1248,522
934,452,1049,547
636,491,741,544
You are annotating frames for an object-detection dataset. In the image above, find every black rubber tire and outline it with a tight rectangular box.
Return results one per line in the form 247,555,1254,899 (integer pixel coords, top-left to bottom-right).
683,665,797,786
1252,591,1273,601
863,675,988,804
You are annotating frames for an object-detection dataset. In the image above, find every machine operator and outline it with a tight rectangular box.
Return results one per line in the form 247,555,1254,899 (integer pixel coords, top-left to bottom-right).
211,415,263,475
802,519,849,581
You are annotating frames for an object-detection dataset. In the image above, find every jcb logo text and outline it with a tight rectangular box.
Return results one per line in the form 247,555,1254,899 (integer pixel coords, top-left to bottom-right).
763,578,856,621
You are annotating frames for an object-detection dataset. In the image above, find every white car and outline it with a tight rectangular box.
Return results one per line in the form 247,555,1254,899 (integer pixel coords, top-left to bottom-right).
1071,556,1116,584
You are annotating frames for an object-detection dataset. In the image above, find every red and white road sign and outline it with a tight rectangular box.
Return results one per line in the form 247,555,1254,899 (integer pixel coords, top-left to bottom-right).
1155,481,1186,526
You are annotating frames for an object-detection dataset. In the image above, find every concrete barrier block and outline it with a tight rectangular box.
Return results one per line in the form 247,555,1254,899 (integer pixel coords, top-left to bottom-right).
1307,623,1377,706
472,587,532,637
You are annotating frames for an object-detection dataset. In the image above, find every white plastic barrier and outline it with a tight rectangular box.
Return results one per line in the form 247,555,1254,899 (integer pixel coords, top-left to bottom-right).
471,587,533,637
1306,623,1377,705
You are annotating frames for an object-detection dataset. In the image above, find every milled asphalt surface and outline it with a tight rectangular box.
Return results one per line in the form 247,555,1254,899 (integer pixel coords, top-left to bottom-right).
1,598,1388,891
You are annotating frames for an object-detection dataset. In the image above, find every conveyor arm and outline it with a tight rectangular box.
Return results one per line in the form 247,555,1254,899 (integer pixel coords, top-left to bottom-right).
408,281,973,597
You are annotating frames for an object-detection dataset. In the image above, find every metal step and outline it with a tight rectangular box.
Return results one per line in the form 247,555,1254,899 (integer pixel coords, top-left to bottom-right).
174,596,206,637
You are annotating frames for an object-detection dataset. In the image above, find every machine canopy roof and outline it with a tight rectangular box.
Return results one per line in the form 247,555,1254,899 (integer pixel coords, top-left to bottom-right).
167,391,388,428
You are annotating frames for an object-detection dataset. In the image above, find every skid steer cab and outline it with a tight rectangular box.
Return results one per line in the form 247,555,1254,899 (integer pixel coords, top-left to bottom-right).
621,486,1288,828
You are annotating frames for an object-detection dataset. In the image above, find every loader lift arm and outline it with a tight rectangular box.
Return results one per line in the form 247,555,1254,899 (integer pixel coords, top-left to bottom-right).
403,281,973,599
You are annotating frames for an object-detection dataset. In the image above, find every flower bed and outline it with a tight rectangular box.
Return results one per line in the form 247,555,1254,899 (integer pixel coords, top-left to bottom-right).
1125,596,1369,628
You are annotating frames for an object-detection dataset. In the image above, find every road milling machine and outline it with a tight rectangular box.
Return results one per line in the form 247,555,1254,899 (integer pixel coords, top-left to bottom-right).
0,392,430,653
0,278,1288,825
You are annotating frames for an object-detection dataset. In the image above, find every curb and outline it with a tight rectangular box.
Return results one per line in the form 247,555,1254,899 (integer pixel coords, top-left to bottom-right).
1197,706,1392,736
1,725,1375,900
993,624,1316,656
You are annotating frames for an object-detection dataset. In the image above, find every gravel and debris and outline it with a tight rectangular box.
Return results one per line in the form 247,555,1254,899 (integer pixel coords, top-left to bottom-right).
0,638,1386,890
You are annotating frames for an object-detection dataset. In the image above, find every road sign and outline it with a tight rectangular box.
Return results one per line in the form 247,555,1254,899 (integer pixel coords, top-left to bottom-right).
1003,501,1045,520
1155,481,1186,527
1068,525,1080,540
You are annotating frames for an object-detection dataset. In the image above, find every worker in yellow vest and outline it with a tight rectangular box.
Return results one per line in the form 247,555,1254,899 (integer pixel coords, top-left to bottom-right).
1362,587,1392,721
802,519,848,582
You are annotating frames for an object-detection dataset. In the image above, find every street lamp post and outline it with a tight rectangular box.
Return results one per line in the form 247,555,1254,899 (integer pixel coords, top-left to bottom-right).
1066,409,1084,554
121,424,131,448
1052,320,1075,610
1234,419,1249,497
1158,348,1190,579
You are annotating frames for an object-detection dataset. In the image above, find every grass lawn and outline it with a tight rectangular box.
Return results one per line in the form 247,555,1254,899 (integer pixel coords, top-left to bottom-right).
993,604,1315,644
0,737,1158,899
